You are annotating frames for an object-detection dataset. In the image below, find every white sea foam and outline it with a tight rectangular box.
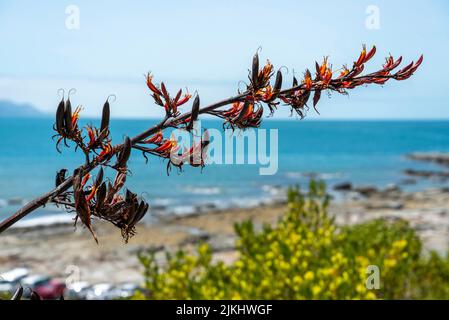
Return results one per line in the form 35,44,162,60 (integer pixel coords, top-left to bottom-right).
13,214,75,228
182,186,221,195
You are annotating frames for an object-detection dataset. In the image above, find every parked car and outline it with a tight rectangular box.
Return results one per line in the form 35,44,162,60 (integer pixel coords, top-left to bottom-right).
21,275,65,299
0,268,29,295
1,268,29,282
85,283,114,300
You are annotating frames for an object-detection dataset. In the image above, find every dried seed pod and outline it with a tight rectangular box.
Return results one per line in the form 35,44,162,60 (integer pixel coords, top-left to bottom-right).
96,182,107,207
125,189,136,203
187,95,200,131
274,70,283,93
252,52,259,87
130,201,148,226
117,136,132,168
100,98,111,133
55,97,65,134
64,97,73,133
138,202,149,223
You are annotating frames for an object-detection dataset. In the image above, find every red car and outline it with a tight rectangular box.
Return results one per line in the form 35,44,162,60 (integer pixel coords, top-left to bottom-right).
21,275,66,299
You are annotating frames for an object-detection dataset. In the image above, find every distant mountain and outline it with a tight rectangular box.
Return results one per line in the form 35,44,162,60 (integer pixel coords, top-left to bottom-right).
0,100,44,117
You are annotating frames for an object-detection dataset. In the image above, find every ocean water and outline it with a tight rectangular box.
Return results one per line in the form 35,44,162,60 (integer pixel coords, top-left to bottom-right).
1,118,449,224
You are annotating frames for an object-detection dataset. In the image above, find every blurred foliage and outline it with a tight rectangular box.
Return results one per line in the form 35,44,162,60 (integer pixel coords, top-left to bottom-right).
135,181,449,300
0,292,10,300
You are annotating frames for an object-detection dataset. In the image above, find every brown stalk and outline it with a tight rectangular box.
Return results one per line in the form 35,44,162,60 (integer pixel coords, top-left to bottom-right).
0,47,423,236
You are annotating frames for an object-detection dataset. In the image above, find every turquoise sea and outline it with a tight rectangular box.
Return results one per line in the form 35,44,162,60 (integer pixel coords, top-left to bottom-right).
1,118,449,224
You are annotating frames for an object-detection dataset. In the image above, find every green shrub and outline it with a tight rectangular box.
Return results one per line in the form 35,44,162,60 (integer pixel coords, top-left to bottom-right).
135,181,449,300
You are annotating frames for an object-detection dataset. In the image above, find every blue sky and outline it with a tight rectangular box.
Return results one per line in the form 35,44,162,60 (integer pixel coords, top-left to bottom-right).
0,0,448,119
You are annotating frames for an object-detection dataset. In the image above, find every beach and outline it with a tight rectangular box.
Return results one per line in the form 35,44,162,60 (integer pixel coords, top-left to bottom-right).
2,181,449,286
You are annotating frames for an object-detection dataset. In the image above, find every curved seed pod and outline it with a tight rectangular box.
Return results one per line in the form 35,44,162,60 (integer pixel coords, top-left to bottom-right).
117,136,132,168
131,201,148,226
95,167,104,187
64,97,73,133
100,99,110,133
128,201,147,227
252,53,259,87
125,189,136,203
138,202,150,223
56,98,65,134
11,286,23,300
274,70,282,92
270,70,283,101
128,203,138,221
96,182,107,205
187,95,200,131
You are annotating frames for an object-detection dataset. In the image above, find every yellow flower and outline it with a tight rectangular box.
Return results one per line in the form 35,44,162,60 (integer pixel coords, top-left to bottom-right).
365,292,377,300
304,271,314,281
312,285,322,296
356,284,365,293
392,239,408,250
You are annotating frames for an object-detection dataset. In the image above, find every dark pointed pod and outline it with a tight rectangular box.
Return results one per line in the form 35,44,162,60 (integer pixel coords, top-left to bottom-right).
96,182,107,207
187,95,200,131
252,53,259,87
273,70,283,93
137,201,149,223
125,189,136,203
117,136,132,168
100,98,111,133
131,201,149,226
56,97,65,134
64,97,73,133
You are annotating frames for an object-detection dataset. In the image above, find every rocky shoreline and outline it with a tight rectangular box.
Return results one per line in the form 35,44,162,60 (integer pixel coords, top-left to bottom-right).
2,184,449,285
2,152,449,286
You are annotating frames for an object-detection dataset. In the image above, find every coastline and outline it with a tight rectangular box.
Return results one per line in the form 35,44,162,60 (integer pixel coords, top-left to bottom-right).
2,183,449,285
